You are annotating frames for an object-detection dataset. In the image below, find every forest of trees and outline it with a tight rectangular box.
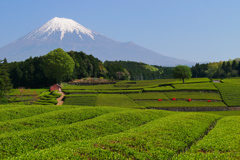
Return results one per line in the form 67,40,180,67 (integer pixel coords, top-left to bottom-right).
5,51,105,88
3,48,240,89
3,50,173,89
191,59,240,79
0,58,12,102
104,61,173,80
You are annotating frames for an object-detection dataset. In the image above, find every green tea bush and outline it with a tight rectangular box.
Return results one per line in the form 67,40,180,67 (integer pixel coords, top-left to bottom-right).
95,94,141,108
136,101,227,108
35,91,61,105
172,78,210,84
63,85,115,90
174,116,240,159
0,107,121,134
221,77,240,84
201,111,240,116
65,94,97,97
165,91,222,100
143,86,175,92
127,92,169,100
0,105,79,121
7,89,48,96
0,109,173,158
63,90,97,93
9,96,34,102
64,96,97,106
12,112,220,159
98,90,142,94
173,83,217,91
214,83,240,107
50,91,62,97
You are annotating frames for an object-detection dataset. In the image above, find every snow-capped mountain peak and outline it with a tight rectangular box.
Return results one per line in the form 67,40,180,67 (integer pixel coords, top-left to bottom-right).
24,17,95,40
0,17,194,66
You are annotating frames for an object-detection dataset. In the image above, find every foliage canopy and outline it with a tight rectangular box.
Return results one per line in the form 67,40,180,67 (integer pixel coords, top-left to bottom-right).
172,65,192,83
0,59,12,99
43,48,75,83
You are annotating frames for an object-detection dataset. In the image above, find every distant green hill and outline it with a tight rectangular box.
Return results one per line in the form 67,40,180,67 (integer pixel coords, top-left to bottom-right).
104,60,173,80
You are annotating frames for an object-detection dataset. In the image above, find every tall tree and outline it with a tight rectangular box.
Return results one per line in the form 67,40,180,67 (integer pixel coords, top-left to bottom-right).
10,63,23,88
222,61,226,71
43,48,75,84
172,65,192,84
205,62,219,78
232,60,238,70
225,61,232,74
237,61,240,76
0,59,12,98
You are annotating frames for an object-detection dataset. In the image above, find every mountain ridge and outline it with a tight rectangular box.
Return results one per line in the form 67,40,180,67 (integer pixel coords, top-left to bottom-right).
0,17,194,66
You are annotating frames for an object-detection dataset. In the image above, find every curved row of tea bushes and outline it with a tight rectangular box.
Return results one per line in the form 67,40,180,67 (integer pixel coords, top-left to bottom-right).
7,89,49,96
0,104,34,110
136,101,227,108
165,92,222,100
98,90,142,94
34,91,61,105
63,90,98,94
174,116,240,159
0,105,79,121
62,84,116,90
11,112,221,159
95,94,141,108
0,107,122,134
127,92,169,100
0,109,174,158
8,96,34,102
143,86,175,92
173,83,218,91
214,83,240,107
64,96,97,106
64,94,97,97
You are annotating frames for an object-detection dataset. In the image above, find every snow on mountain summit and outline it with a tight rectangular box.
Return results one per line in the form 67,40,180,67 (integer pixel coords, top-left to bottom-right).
24,17,95,41
0,17,194,66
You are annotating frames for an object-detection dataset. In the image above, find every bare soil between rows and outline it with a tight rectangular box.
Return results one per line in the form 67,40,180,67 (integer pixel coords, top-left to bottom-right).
56,92,65,105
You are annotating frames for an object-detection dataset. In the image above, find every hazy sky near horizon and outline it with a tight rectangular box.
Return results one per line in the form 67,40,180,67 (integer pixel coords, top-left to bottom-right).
0,0,240,63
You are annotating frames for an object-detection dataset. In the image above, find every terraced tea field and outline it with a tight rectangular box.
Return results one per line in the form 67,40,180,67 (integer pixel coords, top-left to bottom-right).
62,78,237,109
1,78,240,159
214,83,240,107
64,94,97,106
5,78,240,109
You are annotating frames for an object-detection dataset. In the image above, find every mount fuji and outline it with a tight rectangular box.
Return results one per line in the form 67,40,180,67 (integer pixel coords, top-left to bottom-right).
0,17,193,66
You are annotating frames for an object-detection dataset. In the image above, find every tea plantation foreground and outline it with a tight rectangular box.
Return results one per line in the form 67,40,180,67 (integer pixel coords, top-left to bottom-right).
1,78,240,159
0,106,239,159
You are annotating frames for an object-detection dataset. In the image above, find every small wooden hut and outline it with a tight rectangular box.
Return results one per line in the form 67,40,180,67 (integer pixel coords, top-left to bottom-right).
50,84,61,92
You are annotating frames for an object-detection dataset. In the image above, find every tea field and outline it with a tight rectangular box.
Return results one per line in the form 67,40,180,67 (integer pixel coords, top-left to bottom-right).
1,78,240,159
0,105,239,159
62,78,240,109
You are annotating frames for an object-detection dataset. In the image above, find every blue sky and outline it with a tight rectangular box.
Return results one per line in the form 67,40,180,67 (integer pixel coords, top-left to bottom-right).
0,0,240,63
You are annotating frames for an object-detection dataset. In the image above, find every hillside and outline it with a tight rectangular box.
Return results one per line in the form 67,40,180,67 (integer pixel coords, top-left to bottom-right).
6,52,173,88
1,78,240,159
0,17,193,66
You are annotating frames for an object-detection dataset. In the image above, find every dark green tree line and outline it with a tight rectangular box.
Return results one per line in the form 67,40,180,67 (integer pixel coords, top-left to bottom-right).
6,50,104,88
0,59,12,101
191,59,240,79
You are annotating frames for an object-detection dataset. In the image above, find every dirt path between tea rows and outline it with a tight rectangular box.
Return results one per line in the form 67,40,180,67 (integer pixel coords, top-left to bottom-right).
56,92,65,105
